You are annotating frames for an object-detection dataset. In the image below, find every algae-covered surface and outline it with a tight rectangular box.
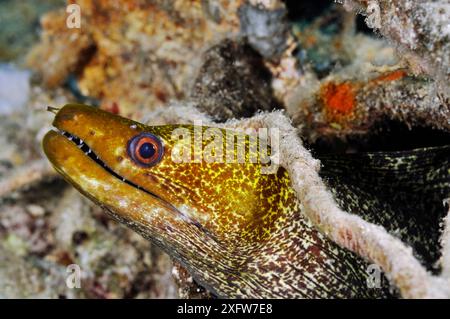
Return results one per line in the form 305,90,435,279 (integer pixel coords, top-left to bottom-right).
0,0,449,299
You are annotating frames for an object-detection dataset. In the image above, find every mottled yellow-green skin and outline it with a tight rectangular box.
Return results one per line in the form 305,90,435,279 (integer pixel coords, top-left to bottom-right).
43,104,388,298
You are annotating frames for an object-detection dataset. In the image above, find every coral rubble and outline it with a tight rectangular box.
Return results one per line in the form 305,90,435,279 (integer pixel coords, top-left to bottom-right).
27,0,243,116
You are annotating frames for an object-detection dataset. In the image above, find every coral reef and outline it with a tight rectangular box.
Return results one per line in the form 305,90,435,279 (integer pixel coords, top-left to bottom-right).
265,2,450,142
288,69,450,141
27,0,243,116
340,0,450,94
0,0,449,298
191,39,280,121
238,0,289,59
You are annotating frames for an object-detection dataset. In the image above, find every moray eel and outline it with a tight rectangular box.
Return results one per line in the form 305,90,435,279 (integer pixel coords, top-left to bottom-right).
44,103,436,298
319,145,450,271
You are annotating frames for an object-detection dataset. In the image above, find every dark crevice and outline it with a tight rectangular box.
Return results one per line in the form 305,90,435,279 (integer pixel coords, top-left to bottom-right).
356,13,375,35
282,0,333,22
310,121,450,272
310,120,450,156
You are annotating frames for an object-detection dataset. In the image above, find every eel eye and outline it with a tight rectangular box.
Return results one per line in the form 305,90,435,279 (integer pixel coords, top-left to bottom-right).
127,133,164,167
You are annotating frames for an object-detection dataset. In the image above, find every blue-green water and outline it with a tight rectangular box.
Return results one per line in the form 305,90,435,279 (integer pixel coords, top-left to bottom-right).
0,0,65,62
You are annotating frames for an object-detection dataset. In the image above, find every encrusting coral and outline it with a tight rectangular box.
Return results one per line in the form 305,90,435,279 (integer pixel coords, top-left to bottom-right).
340,0,450,95
26,0,243,117
264,1,450,142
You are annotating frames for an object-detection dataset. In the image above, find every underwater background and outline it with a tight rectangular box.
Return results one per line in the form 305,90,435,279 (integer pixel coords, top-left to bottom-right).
0,0,449,298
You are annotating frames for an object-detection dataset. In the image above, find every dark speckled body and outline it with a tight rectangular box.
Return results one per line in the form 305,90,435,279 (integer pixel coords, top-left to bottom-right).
320,146,450,271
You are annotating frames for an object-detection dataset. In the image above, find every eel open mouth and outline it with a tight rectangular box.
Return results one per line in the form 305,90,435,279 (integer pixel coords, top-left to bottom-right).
59,129,145,191
53,127,205,230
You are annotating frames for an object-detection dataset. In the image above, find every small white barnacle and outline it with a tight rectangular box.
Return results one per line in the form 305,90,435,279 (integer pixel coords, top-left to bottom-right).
366,1,381,29
130,124,137,129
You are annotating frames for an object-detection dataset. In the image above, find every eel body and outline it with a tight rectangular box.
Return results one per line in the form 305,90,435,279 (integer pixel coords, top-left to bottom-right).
320,146,450,270
42,104,448,298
